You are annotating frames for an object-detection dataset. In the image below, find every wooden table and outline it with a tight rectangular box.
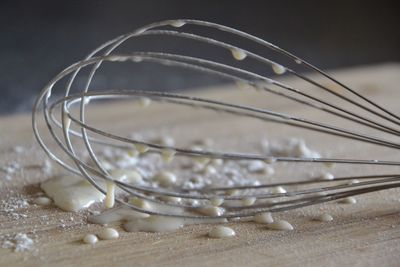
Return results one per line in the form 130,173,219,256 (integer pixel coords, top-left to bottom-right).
1,63,400,267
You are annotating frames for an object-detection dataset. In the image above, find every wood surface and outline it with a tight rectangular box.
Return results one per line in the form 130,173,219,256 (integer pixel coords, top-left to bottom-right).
1,63,400,267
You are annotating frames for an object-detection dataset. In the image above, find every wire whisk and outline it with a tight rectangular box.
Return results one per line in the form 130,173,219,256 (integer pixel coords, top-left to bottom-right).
32,19,400,220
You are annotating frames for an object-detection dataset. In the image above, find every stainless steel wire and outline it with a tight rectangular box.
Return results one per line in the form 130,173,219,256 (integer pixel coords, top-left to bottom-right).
32,19,400,219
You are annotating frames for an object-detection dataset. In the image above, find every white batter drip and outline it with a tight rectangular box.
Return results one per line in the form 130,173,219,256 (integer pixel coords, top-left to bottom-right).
152,171,177,187
197,206,225,216
270,186,287,194
38,135,333,234
267,220,294,231
230,48,247,61
89,203,227,233
241,197,256,206
208,226,235,238
82,234,98,244
105,181,116,209
98,228,119,240
161,149,176,163
110,169,143,185
41,168,143,211
315,213,333,222
254,212,274,224
124,216,184,232
41,175,105,212
170,20,186,28
339,196,357,204
62,114,71,133
210,197,224,207
33,196,52,206
89,206,149,225
272,64,286,75
135,143,149,153
317,172,334,181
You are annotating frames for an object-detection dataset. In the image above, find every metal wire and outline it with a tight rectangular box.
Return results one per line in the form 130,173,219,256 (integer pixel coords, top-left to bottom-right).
32,19,400,219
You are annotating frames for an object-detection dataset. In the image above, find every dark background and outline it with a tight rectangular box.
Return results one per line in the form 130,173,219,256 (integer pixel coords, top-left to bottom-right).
1,0,399,114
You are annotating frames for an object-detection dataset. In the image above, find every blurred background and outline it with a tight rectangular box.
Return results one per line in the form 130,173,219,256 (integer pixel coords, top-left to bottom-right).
1,0,399,115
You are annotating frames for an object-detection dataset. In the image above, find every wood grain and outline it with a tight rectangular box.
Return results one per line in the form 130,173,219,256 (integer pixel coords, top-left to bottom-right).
1,63,400,267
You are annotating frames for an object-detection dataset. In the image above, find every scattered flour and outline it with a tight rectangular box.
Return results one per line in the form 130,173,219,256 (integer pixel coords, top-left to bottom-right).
1,233,34,252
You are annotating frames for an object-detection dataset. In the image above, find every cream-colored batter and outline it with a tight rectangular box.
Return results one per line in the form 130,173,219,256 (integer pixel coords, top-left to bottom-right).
41,175,105,212
267,220,294,231
208,226,235,238
230,48,247,61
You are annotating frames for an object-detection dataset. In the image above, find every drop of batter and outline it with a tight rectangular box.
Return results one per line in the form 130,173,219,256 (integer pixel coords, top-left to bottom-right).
230,48,247,61
339,196,357,204
267,220,294,231
161,149,176,163
33,196,52,206
247,161,273,175
317,172,334,181
152,171,177,187
110,169,143,185
124,216,184,232
197,206,225,216
272,64,286,75
314,213,333,222
63,114,71,133
82,234,98,244
254,212,274,224
98,228,119,240
41,175,105,212
208,226,235,238
241,197,256,206
159,195,182,204
210,197,224,206
225,189,239,196
105,181,115,209
270,186,287,194
170,20,186,28
135,143,149,153
130,197,153,211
